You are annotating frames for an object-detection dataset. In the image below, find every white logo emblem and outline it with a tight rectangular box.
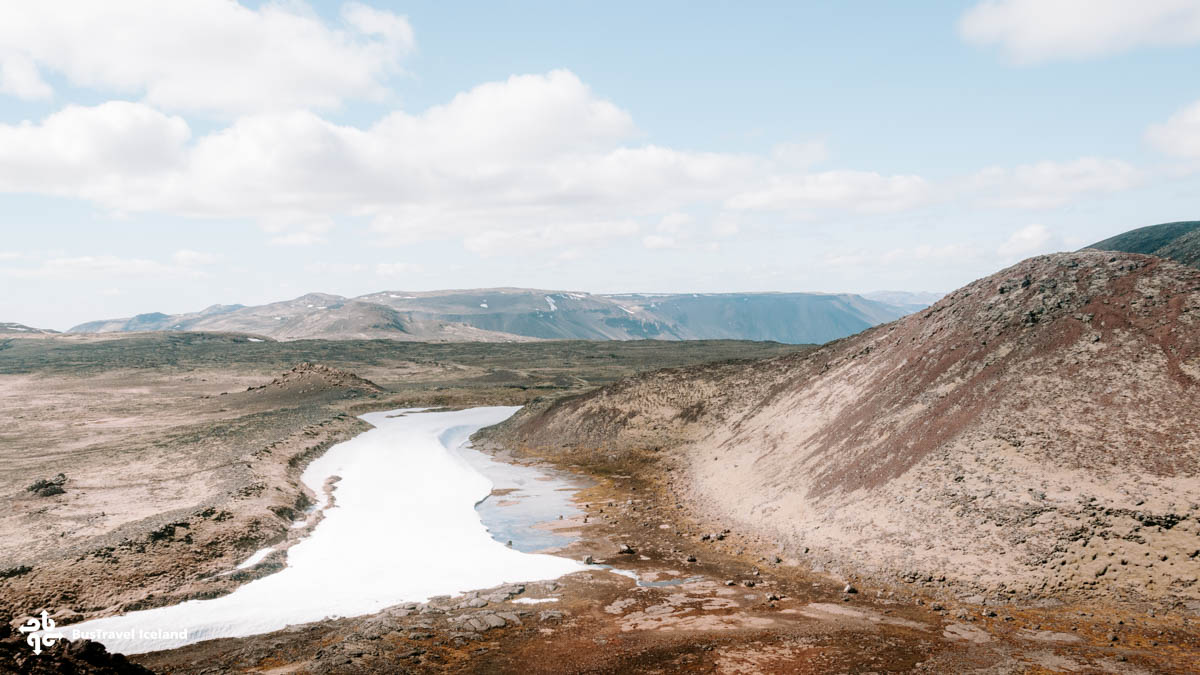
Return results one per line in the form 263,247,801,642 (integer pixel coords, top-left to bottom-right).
18,610,65,655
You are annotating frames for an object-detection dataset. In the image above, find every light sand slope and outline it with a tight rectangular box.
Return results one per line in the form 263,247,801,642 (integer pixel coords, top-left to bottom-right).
499,251,1200,605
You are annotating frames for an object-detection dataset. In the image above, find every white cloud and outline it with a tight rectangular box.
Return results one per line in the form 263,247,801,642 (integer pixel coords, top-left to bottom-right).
270,232,326,247
1147,100,1200,157
656,212,692,234
725,171,933,214
960,0,1200,63
998,223,1058,257
642,234,678,249
0,0,414,115
0,55,52,100
0,102,190,206
304,261,367,275
829,243,983,269
0,69,943,255
172,249,218,266
967,157,1139,208
462,220,640,255
4,254,200,279
375,262,419,277
770,140,828,169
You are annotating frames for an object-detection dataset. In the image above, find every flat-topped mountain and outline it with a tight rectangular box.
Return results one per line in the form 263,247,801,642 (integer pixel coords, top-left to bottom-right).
68,288,924,344
0,322,58,335
493,251,1200,604
1087,220,1200,269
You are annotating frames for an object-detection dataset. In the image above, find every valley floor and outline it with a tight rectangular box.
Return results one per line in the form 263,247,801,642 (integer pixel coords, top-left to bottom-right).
1,334,1197,673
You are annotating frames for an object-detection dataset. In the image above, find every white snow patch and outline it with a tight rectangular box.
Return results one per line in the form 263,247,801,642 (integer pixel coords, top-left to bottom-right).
247,338,264,343
545,296,557,311
607,568,640,581
61,407,581,654
513,597,559,604
235,547,275,570
480,303,488,308
619,306,635,315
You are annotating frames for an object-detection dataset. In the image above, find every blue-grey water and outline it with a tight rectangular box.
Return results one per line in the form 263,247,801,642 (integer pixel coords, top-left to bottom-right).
455,443,586,553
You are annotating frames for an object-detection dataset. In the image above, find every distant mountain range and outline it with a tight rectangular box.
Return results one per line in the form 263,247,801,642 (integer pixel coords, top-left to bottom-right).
66,288,935,344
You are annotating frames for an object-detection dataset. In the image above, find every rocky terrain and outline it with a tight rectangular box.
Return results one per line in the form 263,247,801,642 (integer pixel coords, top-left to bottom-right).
493,250,1200,610
1089,220,1200,269
0,336,802,624
67,288,919,345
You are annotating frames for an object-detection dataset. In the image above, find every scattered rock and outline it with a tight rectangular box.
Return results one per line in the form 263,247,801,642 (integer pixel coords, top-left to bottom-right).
26,473,67,497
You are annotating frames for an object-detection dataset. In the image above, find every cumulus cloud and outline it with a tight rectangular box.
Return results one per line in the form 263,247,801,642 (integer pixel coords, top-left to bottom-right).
642,234,678,249
172,249,219,266
827,243,983,268
998,223,1059,257
0,55,52,100
4,254,201,279
462,220,640,255
1146,100,1200,157
0,0,413,115
0,102,190,207
725,171,933,214
967,157,1139,208
0,68,943,254
375,262,419,277
959,0,1200,63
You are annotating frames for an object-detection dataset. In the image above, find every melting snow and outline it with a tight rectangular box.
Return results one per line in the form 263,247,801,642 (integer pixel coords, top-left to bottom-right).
59,407,581,654
235,548,275,570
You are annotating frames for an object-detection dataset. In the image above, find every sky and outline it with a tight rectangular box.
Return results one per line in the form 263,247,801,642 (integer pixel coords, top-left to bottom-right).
1,1,1199,330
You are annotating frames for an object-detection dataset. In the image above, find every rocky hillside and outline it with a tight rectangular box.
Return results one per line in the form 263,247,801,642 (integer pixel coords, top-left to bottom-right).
493,251,1200,606
68,288,919,345
234,362,386,407
1088,220,1200,269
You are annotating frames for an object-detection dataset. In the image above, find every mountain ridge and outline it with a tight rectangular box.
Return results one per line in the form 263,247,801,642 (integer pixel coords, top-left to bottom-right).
68,287,925,345
1086,220,1200,269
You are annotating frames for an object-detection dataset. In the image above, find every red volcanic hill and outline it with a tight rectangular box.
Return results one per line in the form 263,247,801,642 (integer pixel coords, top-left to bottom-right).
495,251,1200,604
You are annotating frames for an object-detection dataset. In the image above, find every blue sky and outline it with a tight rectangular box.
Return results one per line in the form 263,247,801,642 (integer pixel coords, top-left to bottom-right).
2,0,1199,330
